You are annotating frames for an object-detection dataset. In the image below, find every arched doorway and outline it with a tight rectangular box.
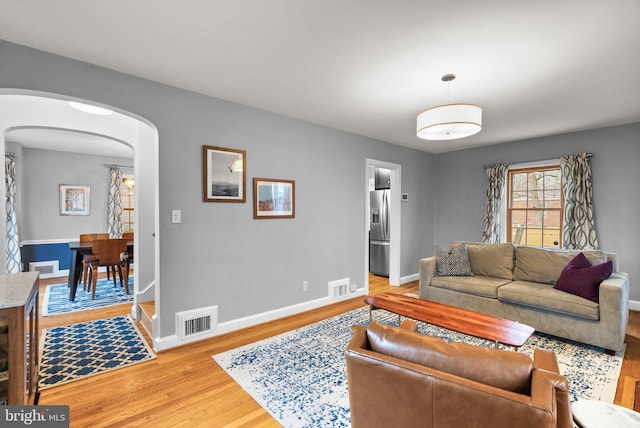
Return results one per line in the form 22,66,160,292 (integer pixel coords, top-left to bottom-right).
0,89,160,347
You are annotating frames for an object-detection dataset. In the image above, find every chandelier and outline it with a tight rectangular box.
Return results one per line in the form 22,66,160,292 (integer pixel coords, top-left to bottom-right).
416,74,482,140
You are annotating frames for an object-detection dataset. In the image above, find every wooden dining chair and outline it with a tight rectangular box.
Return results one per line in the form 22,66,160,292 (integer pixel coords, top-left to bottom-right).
87,238,130,299
121,232,134,268
80,233,110,290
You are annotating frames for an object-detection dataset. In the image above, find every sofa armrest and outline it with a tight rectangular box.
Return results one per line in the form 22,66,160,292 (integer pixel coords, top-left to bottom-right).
598,272,629,351
419,256,436,299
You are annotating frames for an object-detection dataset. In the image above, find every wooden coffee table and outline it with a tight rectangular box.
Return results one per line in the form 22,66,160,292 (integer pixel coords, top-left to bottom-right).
365,292,535,348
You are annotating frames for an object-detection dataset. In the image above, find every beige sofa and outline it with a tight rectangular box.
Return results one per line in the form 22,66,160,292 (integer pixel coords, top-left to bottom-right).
419,242,629,352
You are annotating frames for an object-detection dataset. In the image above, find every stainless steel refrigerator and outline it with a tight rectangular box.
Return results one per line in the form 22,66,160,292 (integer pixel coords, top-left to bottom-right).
369,189,390,277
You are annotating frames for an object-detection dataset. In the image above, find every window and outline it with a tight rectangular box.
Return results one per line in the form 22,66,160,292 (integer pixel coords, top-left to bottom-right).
507,166,563,248
121,176,135,233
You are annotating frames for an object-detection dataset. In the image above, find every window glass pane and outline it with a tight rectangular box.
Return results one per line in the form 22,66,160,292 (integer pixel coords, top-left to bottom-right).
528,190,544,208
510,209,526,230
512,191,527,207
542,210,561,248
510,212,526,244
511,173,528,192
543,170,561,190
545,189,562,207
121,178,135,233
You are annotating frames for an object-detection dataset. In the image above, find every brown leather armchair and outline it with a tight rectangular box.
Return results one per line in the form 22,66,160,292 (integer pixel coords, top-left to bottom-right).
346,321,572,428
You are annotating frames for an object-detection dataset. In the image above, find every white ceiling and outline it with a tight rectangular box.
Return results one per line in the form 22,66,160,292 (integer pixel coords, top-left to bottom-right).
1,0,639,154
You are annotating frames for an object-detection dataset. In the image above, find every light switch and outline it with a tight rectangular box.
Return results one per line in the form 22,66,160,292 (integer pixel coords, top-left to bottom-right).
171,210,181,224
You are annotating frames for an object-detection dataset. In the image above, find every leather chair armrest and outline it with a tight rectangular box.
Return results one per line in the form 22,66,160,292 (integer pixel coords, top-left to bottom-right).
532,348,572,428
530,368,572,428
347,325,368,350
533,348,560,373
399,319,418,331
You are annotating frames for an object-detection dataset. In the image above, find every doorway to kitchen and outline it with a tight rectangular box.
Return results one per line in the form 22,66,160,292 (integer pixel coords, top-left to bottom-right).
365,159,401,291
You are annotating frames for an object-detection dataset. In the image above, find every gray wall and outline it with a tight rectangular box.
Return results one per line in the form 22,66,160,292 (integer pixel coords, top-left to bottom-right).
0,40,434,337
17,147,133,241
433,123,640,300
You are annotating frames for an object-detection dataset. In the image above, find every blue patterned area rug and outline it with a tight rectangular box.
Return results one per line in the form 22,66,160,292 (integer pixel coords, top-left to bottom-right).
39,316,156,390
43,276,134,316
213,306,624,428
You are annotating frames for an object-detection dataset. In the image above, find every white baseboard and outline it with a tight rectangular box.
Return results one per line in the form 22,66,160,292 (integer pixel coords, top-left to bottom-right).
154,288,367,351
629,300,640,311
401,273,419,284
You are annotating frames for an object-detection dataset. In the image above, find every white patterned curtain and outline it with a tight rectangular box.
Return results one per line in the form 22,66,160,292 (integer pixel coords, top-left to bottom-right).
107,167,123,238
560,153,598,250
5,156,21,273
481,163,509,244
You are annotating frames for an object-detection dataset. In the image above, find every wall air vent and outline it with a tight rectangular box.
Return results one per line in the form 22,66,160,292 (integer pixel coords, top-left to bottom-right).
176,306,218,340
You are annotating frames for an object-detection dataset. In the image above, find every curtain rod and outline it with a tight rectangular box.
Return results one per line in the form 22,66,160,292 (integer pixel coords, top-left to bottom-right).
484,153,592,169
105,163,133,169
5,152,17,158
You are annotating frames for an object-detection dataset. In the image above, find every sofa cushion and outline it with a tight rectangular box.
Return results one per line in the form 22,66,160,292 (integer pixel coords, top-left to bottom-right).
435,244,473,276
454,242,515,280
553,253,612,303
514,246,607,284
498,281,599,320
431,275,511,298
366,321,533,393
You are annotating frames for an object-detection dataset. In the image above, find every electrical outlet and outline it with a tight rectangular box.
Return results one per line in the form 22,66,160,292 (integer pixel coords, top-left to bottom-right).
303,280,309,291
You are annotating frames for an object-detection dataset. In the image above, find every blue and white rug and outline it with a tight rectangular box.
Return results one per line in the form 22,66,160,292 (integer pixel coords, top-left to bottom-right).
42,276,134,316
39,316,155,390
213,306,624,428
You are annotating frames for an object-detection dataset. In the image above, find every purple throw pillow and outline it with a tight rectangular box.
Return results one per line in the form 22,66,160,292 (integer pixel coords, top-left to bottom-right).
553,253,612,303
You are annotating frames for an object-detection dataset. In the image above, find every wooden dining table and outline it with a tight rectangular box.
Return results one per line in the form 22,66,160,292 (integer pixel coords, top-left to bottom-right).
67,240,133,301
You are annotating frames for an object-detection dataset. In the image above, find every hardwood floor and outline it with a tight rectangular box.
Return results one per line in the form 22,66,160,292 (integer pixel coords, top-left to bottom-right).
36,275,639,427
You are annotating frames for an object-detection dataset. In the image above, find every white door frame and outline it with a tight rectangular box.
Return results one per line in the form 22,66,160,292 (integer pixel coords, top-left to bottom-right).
365,158,401,290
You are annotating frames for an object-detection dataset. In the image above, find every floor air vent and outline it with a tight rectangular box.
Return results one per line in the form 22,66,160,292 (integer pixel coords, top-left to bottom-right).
29,261,60,278
328,278,350,300
176,306,218,340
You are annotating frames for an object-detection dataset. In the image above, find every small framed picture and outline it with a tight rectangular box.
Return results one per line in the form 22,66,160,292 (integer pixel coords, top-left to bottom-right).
203,145,246,202
253,178,295,219
60,184,91,215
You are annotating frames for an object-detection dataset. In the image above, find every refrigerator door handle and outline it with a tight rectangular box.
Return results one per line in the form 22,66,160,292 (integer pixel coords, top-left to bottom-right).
381,190,389,241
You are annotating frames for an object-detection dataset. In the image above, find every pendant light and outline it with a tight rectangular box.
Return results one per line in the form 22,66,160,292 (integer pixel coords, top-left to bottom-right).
416,74,482,140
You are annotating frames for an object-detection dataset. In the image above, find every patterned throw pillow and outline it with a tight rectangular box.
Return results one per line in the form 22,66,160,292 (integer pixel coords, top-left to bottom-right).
435,244,474,276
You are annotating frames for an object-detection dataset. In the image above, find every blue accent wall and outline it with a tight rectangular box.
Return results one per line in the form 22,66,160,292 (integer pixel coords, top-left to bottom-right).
20,243,71,272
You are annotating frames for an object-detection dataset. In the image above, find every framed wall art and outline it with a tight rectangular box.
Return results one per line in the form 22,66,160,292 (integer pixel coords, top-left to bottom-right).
253,178,295,219
60,184,91,215
203,145,246,202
